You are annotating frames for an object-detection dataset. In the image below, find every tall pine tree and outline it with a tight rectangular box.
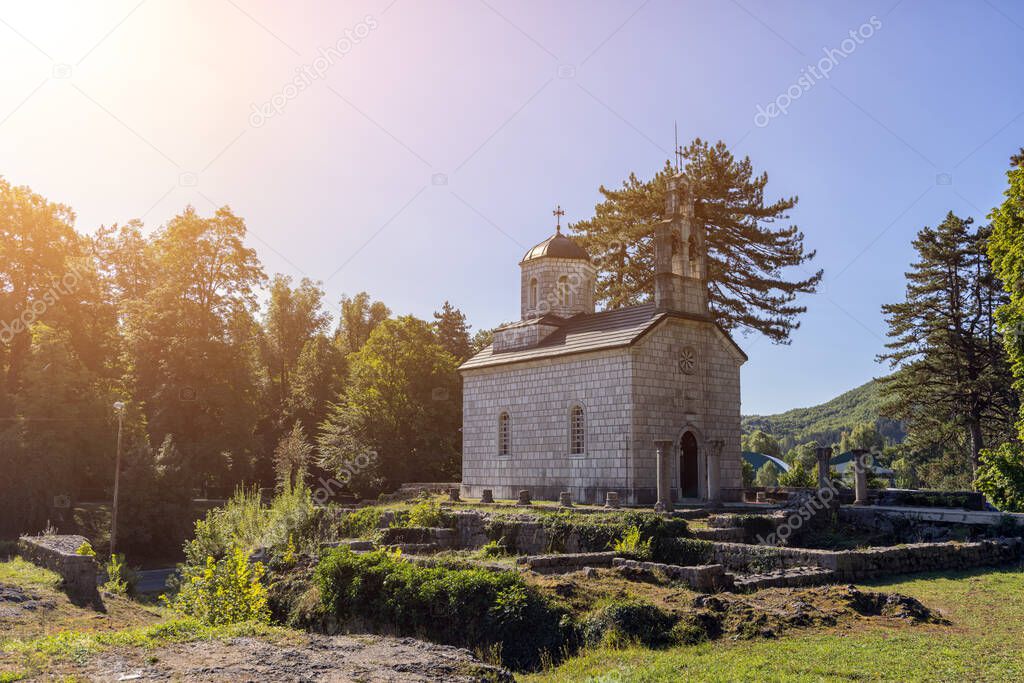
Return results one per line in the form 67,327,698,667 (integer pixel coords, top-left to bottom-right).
879,212,1017,479
570,138,822,343
433,301,472,362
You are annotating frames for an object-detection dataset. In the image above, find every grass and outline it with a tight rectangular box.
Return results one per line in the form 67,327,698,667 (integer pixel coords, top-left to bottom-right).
525,566,1024,682
1,618,295,680
0,556,296,679
0,558,61,591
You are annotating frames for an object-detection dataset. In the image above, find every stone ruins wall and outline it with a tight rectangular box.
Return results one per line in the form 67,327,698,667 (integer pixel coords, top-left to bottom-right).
18,534,99,599
711,538,1022,581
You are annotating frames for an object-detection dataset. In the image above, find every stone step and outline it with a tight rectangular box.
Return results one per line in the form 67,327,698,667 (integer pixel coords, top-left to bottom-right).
693,527,746,542
730,566,836,592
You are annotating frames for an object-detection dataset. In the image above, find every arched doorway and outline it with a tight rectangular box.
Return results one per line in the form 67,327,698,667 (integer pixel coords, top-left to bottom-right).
679,432,699,498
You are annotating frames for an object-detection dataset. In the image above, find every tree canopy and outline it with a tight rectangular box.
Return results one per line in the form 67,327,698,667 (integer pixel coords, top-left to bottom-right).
570,139,823,343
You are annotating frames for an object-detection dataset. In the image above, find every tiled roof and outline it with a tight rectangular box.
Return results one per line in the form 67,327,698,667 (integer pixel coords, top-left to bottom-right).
460,304,748,370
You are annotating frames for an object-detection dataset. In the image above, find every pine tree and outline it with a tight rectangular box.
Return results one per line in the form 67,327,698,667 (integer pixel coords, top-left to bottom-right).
879,212,1017,477
570,138,822,343
432,301,472,361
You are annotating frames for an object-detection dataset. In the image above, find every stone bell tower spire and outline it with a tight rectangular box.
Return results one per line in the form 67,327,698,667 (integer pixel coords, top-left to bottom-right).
654,173,708,315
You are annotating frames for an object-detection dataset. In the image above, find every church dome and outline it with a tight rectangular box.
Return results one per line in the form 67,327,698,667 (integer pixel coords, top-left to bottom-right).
521,230,590,263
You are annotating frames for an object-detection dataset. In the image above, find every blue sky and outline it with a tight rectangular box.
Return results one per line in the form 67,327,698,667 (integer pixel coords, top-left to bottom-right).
1,0,1022,414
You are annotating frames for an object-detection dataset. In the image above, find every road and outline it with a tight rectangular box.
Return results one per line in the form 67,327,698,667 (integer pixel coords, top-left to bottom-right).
135,567,176,595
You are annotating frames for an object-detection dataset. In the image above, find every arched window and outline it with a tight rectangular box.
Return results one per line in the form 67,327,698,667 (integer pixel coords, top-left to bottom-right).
498,412,511,456
557,275,571,306
569,405,585,455
529,278,538,310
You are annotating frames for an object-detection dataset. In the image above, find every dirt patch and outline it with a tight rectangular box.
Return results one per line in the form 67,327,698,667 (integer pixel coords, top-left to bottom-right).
0,581,163,641
70,633,512,682
688,584,949,640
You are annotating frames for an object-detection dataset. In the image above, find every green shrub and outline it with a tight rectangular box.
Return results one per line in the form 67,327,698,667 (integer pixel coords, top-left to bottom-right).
314,548,565,669
183,485,316,567
779,461,815,488
103,553,138,596
480,540,508,558
336,506,385,538
977,443,1024,512
583,599,678,647
612,526,653,561
75,541,96,557
166,546,270,626
405,499,454,528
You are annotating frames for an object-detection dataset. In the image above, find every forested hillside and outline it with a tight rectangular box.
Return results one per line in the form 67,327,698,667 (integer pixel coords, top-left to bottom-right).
742,379,905,450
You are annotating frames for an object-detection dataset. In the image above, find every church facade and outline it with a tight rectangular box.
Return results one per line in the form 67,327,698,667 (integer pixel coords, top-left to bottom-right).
459,174,746,506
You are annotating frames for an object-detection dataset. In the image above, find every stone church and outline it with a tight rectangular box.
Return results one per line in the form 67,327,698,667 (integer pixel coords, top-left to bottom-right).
459,173,746,506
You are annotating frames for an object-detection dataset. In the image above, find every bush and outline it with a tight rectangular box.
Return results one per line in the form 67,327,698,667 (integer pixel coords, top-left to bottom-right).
405,499,453,528
103,553,138,596
612,526,653,561
76,541,96,557
335,506,385,538
314,548,565,669
779,461,815,488
167,546,270,626
183,485,316,567
582,600,678,647
977,442,1024,512
755,462,780,487
480,540,508,558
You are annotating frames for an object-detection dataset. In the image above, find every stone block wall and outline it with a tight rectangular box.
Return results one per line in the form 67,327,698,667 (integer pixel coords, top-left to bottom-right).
18,534,99,600
517,551,616,574
710,538,1022,581
461,349,634,505
629,318,744,502
612,558,733,592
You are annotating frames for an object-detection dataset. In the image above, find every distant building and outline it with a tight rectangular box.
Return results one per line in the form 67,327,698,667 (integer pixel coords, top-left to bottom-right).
459,175,747,505
742,451,791,474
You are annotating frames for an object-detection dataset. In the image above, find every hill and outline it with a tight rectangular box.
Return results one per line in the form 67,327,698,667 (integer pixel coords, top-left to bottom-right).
742,378,905,449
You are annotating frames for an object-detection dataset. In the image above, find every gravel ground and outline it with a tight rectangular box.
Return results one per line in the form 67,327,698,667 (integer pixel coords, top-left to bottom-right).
71,633,513,682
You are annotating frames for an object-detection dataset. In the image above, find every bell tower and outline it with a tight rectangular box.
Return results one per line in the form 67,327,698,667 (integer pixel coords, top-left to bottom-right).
654,174,708,315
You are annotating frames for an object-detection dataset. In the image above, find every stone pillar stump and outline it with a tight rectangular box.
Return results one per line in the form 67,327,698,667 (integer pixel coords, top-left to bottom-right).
517,490,532,506
706,439,723,506
654,439,674,513
852,449,870,505
605,491,620,509
480,489,494,504
559,491,573,507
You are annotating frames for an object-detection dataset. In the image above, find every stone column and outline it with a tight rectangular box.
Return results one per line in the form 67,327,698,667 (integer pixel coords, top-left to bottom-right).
654,440,674,513
852,449,870,505
706,439,723,506
815,446,832,490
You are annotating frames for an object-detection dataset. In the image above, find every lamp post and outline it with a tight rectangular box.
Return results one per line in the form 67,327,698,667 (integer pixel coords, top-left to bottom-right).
110,401,125,555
